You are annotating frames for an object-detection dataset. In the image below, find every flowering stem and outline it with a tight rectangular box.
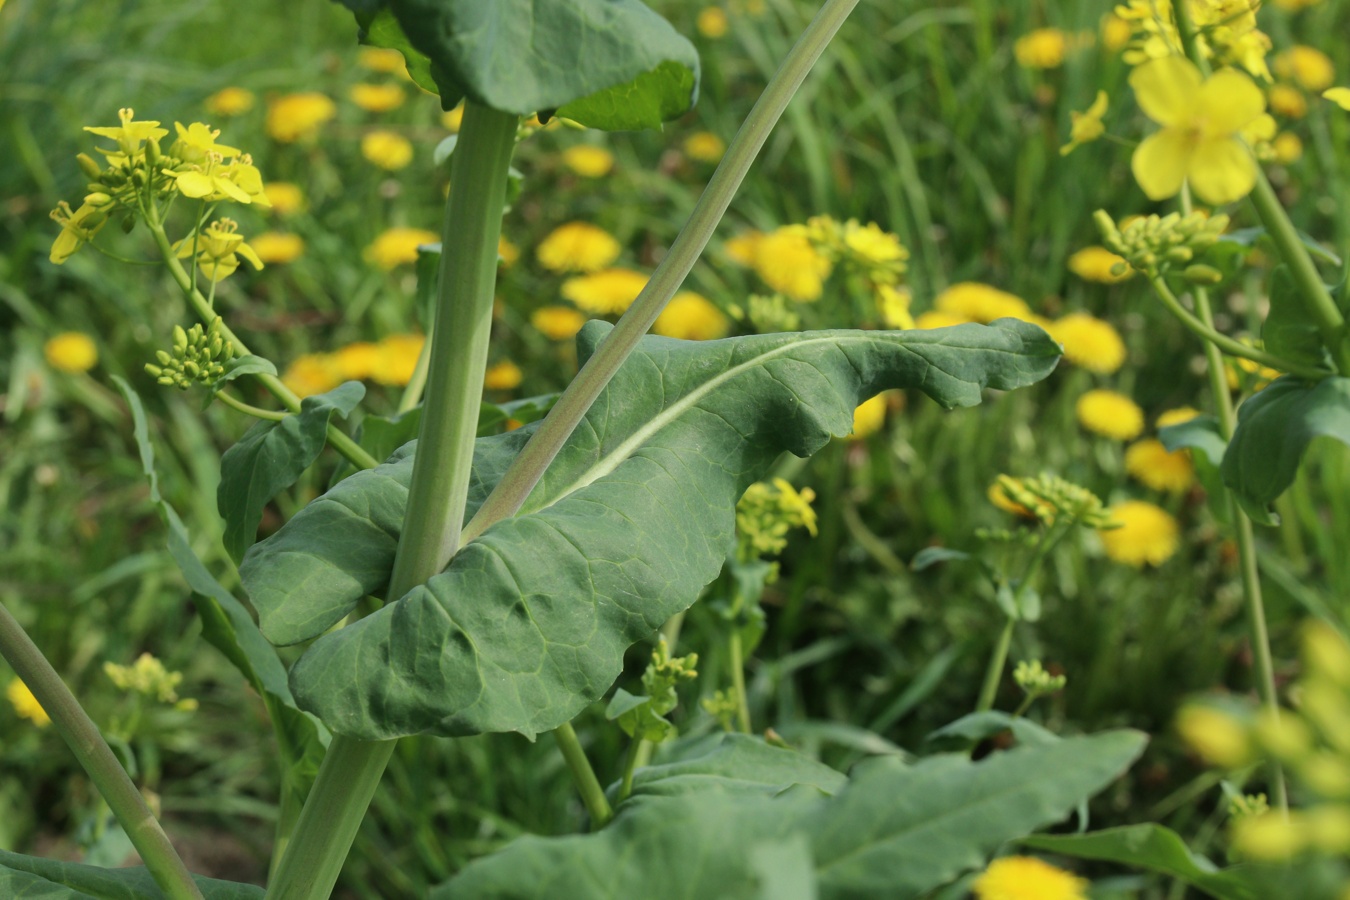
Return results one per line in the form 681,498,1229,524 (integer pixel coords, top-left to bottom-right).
460,0,862,548
0,602,204,900
975,617,1015,714
214,390,289,422
728,629,753,734
617,736,643,805
554,722,614,828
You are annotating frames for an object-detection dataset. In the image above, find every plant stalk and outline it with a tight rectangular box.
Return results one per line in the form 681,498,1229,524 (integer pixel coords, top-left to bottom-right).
263,102,519,900
0,602,204,900
554,722,614,827
728,629,753,734
975,617,1015,714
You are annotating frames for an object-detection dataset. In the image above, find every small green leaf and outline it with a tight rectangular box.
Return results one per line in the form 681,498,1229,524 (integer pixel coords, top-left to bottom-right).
0,847,264,899
556,58,698,131
909,547,972,571
925,711,1059,751
1221,376,1350,522
1264,265,1332,371
1022,825,1259,900
354,7,448,101
218,382,364,562
1158,415,1227,465
215,354,277,388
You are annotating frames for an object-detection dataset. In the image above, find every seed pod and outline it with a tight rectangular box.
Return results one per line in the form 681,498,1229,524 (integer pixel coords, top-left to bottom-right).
76,153,103,180
1183,264,1223,285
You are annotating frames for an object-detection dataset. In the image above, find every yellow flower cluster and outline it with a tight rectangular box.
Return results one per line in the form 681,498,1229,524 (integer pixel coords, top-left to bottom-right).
724,217,908,305
562,268,648,315
266,92,336,143
1100,499,1179,567
735,478,818,561
282,333,427,397
652,292,730,341
361,130,414,171
104,653,197,711
44,332,98,374
537,221,622,274
1114,0,1272,80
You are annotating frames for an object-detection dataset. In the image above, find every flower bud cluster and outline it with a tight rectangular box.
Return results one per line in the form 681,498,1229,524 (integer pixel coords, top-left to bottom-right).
145,317,236,390
995,473,1115,529
1014,659,1067,699
1094,209,1230,280
736,478,818,561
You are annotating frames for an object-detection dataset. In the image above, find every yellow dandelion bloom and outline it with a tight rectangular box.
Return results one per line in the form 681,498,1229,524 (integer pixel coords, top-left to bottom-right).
350,83,406,113
266,92,336,143
914,309,972,329
1076,389,1144,440
842,220,908,269
1130,56,1266,205
332,342,380,381
7,677,50,727
250,232,305,265
361,130,414,171
1014,28,1069,70
1125,438,1195,493
561,145,615,178
498,236,520,268
850,393,888,439
1157,407,1200,428
935,282,1033,324
877,284,914,330
357,47,409,75
484,360,523,391
561,267,649,315
532,306,588,341
442,104,465,132
365,227,439,270
44,332,98,373
652,291,730,341
370,334,425,386
263,182,305,216
1100,500,1179,567
1268,84,1308,119
1067,245,1131,283
282,353,343,398
723,230,761,266
537,221,622,274
1048,313,1127,375
1061,90,1109,156
752,225,832,302
973,856,1088,900
684,131,726,163
1326,88,1350,111
1274,46,1336,93
697,6,729,39
1272,132,1303,164
205,87,255,117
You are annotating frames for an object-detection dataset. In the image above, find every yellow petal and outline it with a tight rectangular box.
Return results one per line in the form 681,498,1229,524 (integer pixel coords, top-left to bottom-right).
235,242,265,271
1130,56,1203,127
1188,137,1257,205
1197,68,1265,135
1132,129,1192,200
50,229,79,264
1325,87,1350,111
174,171,215,199
213,175,252,204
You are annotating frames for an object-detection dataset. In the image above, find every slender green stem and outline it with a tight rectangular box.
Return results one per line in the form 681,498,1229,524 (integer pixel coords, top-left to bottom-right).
214,390,288,422
263,102,519,900
617,736,643,805
460,0,863,549
553,722,614,828
728,630,753,734
397,322,433,414
0,602,203,900
975,617,1015,714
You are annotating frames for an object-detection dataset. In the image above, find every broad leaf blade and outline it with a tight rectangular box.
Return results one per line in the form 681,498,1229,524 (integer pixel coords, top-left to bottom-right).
0,848,263,899
626,733,847,799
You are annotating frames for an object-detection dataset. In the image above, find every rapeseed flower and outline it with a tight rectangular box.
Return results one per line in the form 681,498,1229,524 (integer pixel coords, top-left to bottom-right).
1176,704,1252,768
934,282,1033,324
1272,132,1303,164
266,92,336,142
6,678,49,727
1268,84,1308,120
1061,91,1109,156
83,107,167,154
973,856,1088,900
652,291,729,341
537,221,622,274
876,284,914,329
532,306,587,341
841,220,908,280
1130,56,1267,205
1101,13,1132,53
561,145,615,178
1076,389,1144,440
1274,46,1336,93
752,225,832,302
365,227,438,270
49,201,109,264
697,7,729,39
205,87,255,117
561,268,648,315
1099,500,1179,566
1048,313,1127,375
250,232,305,265
1066,246,1131,283
723,230,761,265
850,393,888,439
1014,28,1068,70
1326,88,1350,111
174,218,264,281
1125,438,1195,492
988,478,1054,521
484,360,523,391
44,332,98,373
684,131,726,163
262,182,304,215
361,130,414,170
349,83,405,113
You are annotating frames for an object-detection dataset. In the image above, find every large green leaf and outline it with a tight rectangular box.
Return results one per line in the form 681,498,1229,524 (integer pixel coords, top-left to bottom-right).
0,849,262,900
1221,376,1350,521
340,0,700,129
623,733,847,799
217,382,364,562
435,731,1145,899
243,320,1059,739
1021,825,1258,900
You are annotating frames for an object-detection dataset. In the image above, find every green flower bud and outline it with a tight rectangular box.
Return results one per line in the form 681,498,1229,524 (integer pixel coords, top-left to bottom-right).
1183,264,1224,285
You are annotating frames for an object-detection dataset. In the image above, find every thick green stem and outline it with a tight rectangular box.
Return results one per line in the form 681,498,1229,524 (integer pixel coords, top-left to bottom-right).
263,102,519,900
0,603,203,900
975,617,1015,714
728,630,753,734
553,722,614,828
617,737,643,804
461,0,862,548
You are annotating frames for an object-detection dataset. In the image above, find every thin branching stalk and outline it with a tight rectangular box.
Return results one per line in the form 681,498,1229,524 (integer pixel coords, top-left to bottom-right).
554,723,614,827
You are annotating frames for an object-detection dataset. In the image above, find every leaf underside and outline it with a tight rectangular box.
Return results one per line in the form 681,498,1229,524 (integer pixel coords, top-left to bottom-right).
241,320,1061,740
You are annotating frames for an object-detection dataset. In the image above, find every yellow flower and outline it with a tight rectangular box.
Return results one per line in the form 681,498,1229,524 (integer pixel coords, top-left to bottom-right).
877,284,914,329
935,282,1033,324
266,92,337,143
262,182,305,216
1048,313,1127,374
173,218,264,281
1061,90,1109,156
205,87,255,117
442,104,465,132
1176,704,1252,768
697,6,729,39
44,332,98,373
752,225,832,302
1101,13,1132,53
1157,406,1200,428
1268,84,1309,119
49,200,109,264
7,678,50,727
1067,245,1131,283
361,130,414,170
684,131,726,163
1014,28,1069,70
537,221,622,274
1130,56,1266,205
357,47,409,76
562,268,649,315
841,220,908,272
1125,438,1195,493
988,478,1054,521
1076,388,1144,440
250,232,305,265
1326,88,1350,111
83,107,168,155
914,310,972,329
1272,132,1303,164
332,342,380,381
350,83,406,113
1274,46,1336,93
723,230,761,265
498,236,520,268
1100,500,1179,567
365,226,439,270
532,306,588,341
653,291,730,341
484,360,523,391
561,145,616,178
973,856,1088,900
282,353,343,398
1233,811,1309,860
1305,621,1350,689
850,393,888,439
371,334,426,386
